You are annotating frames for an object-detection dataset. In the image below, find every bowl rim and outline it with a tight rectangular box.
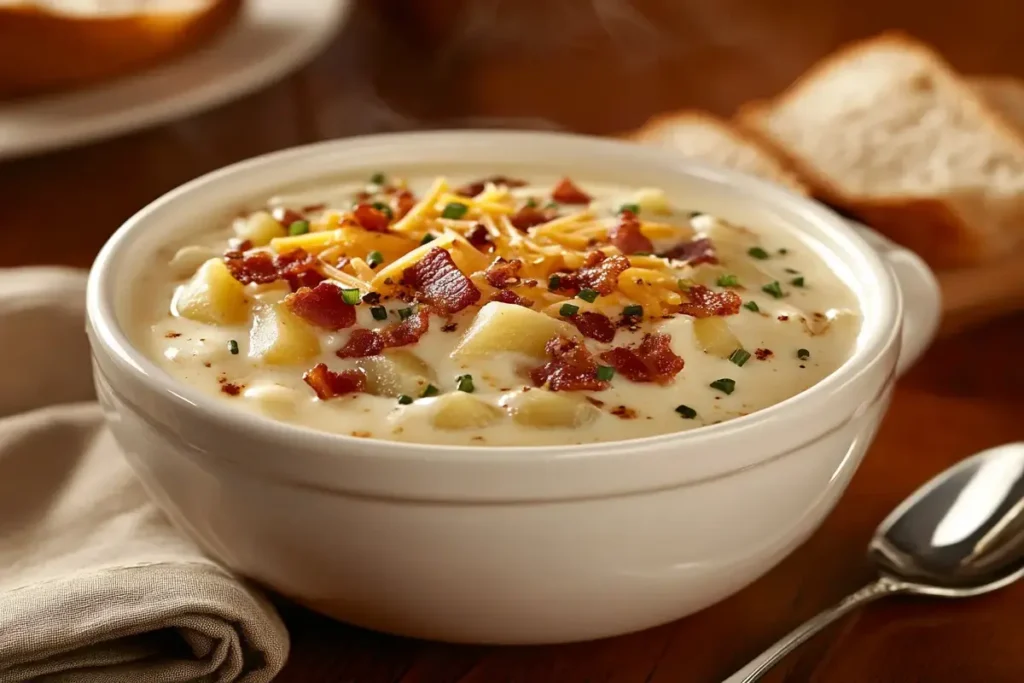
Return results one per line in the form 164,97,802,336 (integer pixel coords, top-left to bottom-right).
86,130,901,488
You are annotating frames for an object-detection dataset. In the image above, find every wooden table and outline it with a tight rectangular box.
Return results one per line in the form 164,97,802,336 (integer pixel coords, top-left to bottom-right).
2,1,1022,680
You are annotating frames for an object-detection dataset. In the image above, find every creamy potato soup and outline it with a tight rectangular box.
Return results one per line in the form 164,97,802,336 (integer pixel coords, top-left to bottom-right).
136,173,861,446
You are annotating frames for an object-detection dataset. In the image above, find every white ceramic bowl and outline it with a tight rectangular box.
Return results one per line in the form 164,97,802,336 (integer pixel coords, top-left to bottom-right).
86,132,942,644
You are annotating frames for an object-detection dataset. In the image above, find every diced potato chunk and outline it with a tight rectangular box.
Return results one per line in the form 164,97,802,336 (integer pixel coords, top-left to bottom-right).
168,245,219,279
243,383,298,419
629,187,672,215
452,302,577,359
501,389,600,428
172,258,249,325
234,211,286,246
355,350,436,397
248,303,320,365
693,317,742,359
431,392,504,430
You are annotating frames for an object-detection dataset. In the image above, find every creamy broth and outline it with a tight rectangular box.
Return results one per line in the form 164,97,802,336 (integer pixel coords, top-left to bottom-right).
135,173,861,447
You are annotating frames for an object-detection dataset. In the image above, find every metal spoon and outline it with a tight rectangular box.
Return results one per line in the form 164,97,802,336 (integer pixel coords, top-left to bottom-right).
725,442,1024,683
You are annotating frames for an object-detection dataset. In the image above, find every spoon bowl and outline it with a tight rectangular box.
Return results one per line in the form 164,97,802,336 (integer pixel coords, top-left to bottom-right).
727,442,1024,683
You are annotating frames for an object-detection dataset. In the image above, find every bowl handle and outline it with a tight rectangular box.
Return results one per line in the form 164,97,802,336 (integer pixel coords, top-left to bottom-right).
851,223,942,377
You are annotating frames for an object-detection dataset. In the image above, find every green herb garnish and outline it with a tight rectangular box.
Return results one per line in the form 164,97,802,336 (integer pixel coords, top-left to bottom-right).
729,349,751,367
456,374,475,393
366,250,384,268
397,394,413,405
784,267,799,274
748,246,770,260
441,202,469,219
420,233,435,245
577,288,599,303
623,304,643,317
397,307,414,320
370,305,388,321
618,203,640,215
545,201,559,210
710,378,736,395
370,172,386,186
797,348,810,361
677,278,692,291
372,202,393,219
596,365,615,381
790,276,805,288
288,220,310,236
675,404,697,419
761,281,785,299
548,275,561,290
421,384,439,398
525,198,538,208
743,301,760,313
341,288,361,305
559,303,580,317
228,340,239,355
778,247,789,255
716,274,740,287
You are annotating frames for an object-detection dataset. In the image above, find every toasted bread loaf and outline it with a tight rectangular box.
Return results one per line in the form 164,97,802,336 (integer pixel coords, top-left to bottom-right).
626,111,809,195
736,33,1024,268
0,0,242,99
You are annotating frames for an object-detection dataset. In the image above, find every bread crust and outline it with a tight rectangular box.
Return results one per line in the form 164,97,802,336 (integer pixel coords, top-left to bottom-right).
0,0,243,99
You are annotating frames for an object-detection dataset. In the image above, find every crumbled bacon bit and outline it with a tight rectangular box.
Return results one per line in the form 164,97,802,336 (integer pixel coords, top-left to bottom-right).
401,247,481,316
352,204,391,232
225,249,325,292
302,203,326,213
529,335,609,392
485,257,523,288
551,177,591,204
203,361,211,368
165,331,181,338
336,310,430,358
490,290,534,308
777,315,789,321
468,224,495,252
585,396,605,408
285,282,357,330
271,207,303,227
755,348,774,361
660,237,718,264
275,249,326,291
455,176,527,197
392,189,416,219
609,210,653,255
303,363,367,400
221,383,242,396
570,311,616,343
553,252,630,295
509,205,557,231
677,284,741,318
600,333,684,384
611,405,638,419
441,321,458,332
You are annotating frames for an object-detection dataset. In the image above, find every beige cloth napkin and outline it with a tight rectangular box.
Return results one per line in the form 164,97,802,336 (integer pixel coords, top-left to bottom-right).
0,268,289,683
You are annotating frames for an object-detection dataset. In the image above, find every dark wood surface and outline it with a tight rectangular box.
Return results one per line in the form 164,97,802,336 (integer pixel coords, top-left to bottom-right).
2,1,1022,680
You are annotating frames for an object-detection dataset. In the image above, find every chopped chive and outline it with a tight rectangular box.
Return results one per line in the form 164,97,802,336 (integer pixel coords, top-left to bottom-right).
421,384,439,398
366,250,384,268
596,365,615,381
797,348,810,361
341,288,361,305
675,404,697,419
729,349,751,367
420,233,435,245
370,172,386,186
761,281,785,299
784,267,800,274
790,276,805,288
456,374,475,393
548,274,562,290
623,304,643,317
397,307,414,320
545,201,559,210
371,202,393,219
677,278,692,291
618,203,640,215
710,378,736,395
559,303,580,317
778,247,789,255
748,246,770,260
227,339,239,355
370,305,388,321
397,394,413,405
288,220,310,236
525,198,538,208
577,288,599,303
441,202,469,219
743,300,760,313
716,274,740,287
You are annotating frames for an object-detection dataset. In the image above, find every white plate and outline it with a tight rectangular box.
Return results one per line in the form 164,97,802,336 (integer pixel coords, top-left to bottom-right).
0,0,351,161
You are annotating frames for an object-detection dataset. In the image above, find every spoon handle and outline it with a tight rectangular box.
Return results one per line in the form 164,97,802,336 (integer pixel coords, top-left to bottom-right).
722,577,907,683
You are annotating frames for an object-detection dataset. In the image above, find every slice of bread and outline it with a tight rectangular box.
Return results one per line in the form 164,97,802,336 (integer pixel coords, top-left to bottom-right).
624,111,810,195
736,32,1024,268
0,0,242,99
